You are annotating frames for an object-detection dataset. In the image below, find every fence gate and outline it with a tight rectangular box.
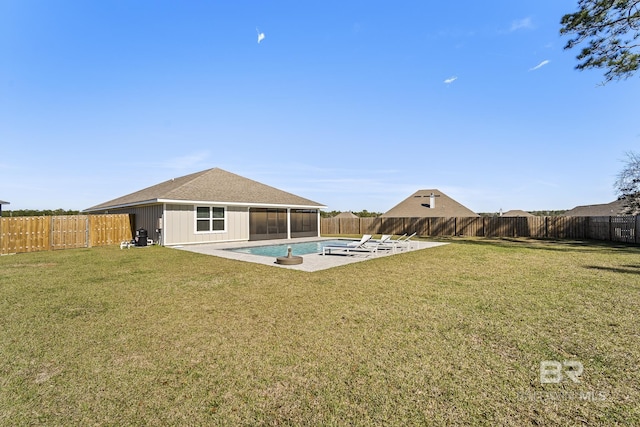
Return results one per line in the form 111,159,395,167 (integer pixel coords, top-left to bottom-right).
611,216,636,243
51,216,89,250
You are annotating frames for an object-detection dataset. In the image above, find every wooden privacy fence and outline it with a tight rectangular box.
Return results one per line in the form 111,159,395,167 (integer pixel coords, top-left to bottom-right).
321,216,640,244
0,214,133,255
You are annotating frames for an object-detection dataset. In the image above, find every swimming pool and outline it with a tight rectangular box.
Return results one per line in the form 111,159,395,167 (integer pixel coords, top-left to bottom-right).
226,239,355,257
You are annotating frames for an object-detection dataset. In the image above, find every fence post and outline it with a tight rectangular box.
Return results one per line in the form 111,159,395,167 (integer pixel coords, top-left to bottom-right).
50,216,54,251
85,216,90,248
585,216,590,240
609,216,612,242
544,217,548,238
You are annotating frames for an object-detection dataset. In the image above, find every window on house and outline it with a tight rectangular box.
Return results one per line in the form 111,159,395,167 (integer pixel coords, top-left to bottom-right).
196,206,225,232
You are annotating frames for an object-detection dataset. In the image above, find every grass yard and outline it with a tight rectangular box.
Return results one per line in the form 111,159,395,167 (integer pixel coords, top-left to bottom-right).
1,238,639,425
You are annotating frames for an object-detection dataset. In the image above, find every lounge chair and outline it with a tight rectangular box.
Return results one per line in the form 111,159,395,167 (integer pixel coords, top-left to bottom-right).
366,234,402,253
347,234,372,247
322,235,378,256
392,232,416,250
370,234,392,244
377,232,416,252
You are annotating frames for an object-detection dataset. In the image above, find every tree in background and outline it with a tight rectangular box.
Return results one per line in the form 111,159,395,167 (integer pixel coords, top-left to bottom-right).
353,210,382,218
615,151,640,214
320,210,383,218
1,209,80,217
561,0,640,83
320,210,340,218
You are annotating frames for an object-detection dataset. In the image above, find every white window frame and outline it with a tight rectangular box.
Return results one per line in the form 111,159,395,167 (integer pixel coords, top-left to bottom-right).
194,206,227,234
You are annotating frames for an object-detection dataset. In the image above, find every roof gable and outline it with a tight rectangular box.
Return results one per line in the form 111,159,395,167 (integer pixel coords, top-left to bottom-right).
382,189,478,217
334,211,359,218
85,168,325,211
563,199,626,216
502,210,535,217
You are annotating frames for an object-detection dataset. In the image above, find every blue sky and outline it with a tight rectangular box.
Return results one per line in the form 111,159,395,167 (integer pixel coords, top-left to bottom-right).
1,1,638,213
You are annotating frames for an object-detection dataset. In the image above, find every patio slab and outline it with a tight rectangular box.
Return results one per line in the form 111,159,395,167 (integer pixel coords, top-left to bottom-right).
171,237,448,272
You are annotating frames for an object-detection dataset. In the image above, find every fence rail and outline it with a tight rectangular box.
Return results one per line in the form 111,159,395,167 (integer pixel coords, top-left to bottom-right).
321,216,639,244
0,214,133,255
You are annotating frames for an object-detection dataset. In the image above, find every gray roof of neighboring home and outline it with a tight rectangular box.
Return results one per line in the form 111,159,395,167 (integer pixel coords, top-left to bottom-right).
0,200,9,205
85,168,325,211
382,189,479,217
502,209,535,217
563,199,627,216
334,211,358,218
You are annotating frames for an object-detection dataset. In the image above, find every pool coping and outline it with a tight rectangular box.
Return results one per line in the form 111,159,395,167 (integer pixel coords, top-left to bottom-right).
170,237,449,272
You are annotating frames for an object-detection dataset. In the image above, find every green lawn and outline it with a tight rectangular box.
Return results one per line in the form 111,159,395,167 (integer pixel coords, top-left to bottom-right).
1,238,639,425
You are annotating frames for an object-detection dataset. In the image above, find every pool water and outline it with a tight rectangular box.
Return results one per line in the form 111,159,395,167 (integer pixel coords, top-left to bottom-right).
226,239,354,257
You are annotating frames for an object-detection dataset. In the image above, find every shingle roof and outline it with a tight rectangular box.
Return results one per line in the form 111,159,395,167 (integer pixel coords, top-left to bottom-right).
563,199,627,216
502,209,535,217
85,168,325,211
382,189,479,218
334,211,358,218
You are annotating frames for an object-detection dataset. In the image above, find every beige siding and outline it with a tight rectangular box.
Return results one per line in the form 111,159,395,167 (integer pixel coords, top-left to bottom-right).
164,204,249,245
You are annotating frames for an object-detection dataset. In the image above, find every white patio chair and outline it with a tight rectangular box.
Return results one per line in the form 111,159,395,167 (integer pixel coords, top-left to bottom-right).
322,235,377,256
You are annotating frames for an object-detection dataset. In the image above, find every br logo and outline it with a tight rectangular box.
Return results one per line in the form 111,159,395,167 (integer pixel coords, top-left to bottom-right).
540,360,583,384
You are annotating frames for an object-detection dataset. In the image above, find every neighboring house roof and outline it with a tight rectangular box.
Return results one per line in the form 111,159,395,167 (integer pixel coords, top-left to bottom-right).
334,211,358,218
564,199,627,216
502,209,535,217
0,200,9,205
382,189,479,217
85,168,325,211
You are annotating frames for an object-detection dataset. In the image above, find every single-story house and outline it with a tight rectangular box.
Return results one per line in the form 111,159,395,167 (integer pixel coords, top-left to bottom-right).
333,211,358,219
382,189,479,217
84,168,326,245
501,209,535,217
563,199,627,216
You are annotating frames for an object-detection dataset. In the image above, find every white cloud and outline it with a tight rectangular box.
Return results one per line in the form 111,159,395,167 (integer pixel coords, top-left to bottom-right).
443,76,458,84
256,27,265,44
529,60,550,71
510,17,533,32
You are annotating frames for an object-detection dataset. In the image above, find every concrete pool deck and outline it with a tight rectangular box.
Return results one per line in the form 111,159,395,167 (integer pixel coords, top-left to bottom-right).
171,237,449,272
